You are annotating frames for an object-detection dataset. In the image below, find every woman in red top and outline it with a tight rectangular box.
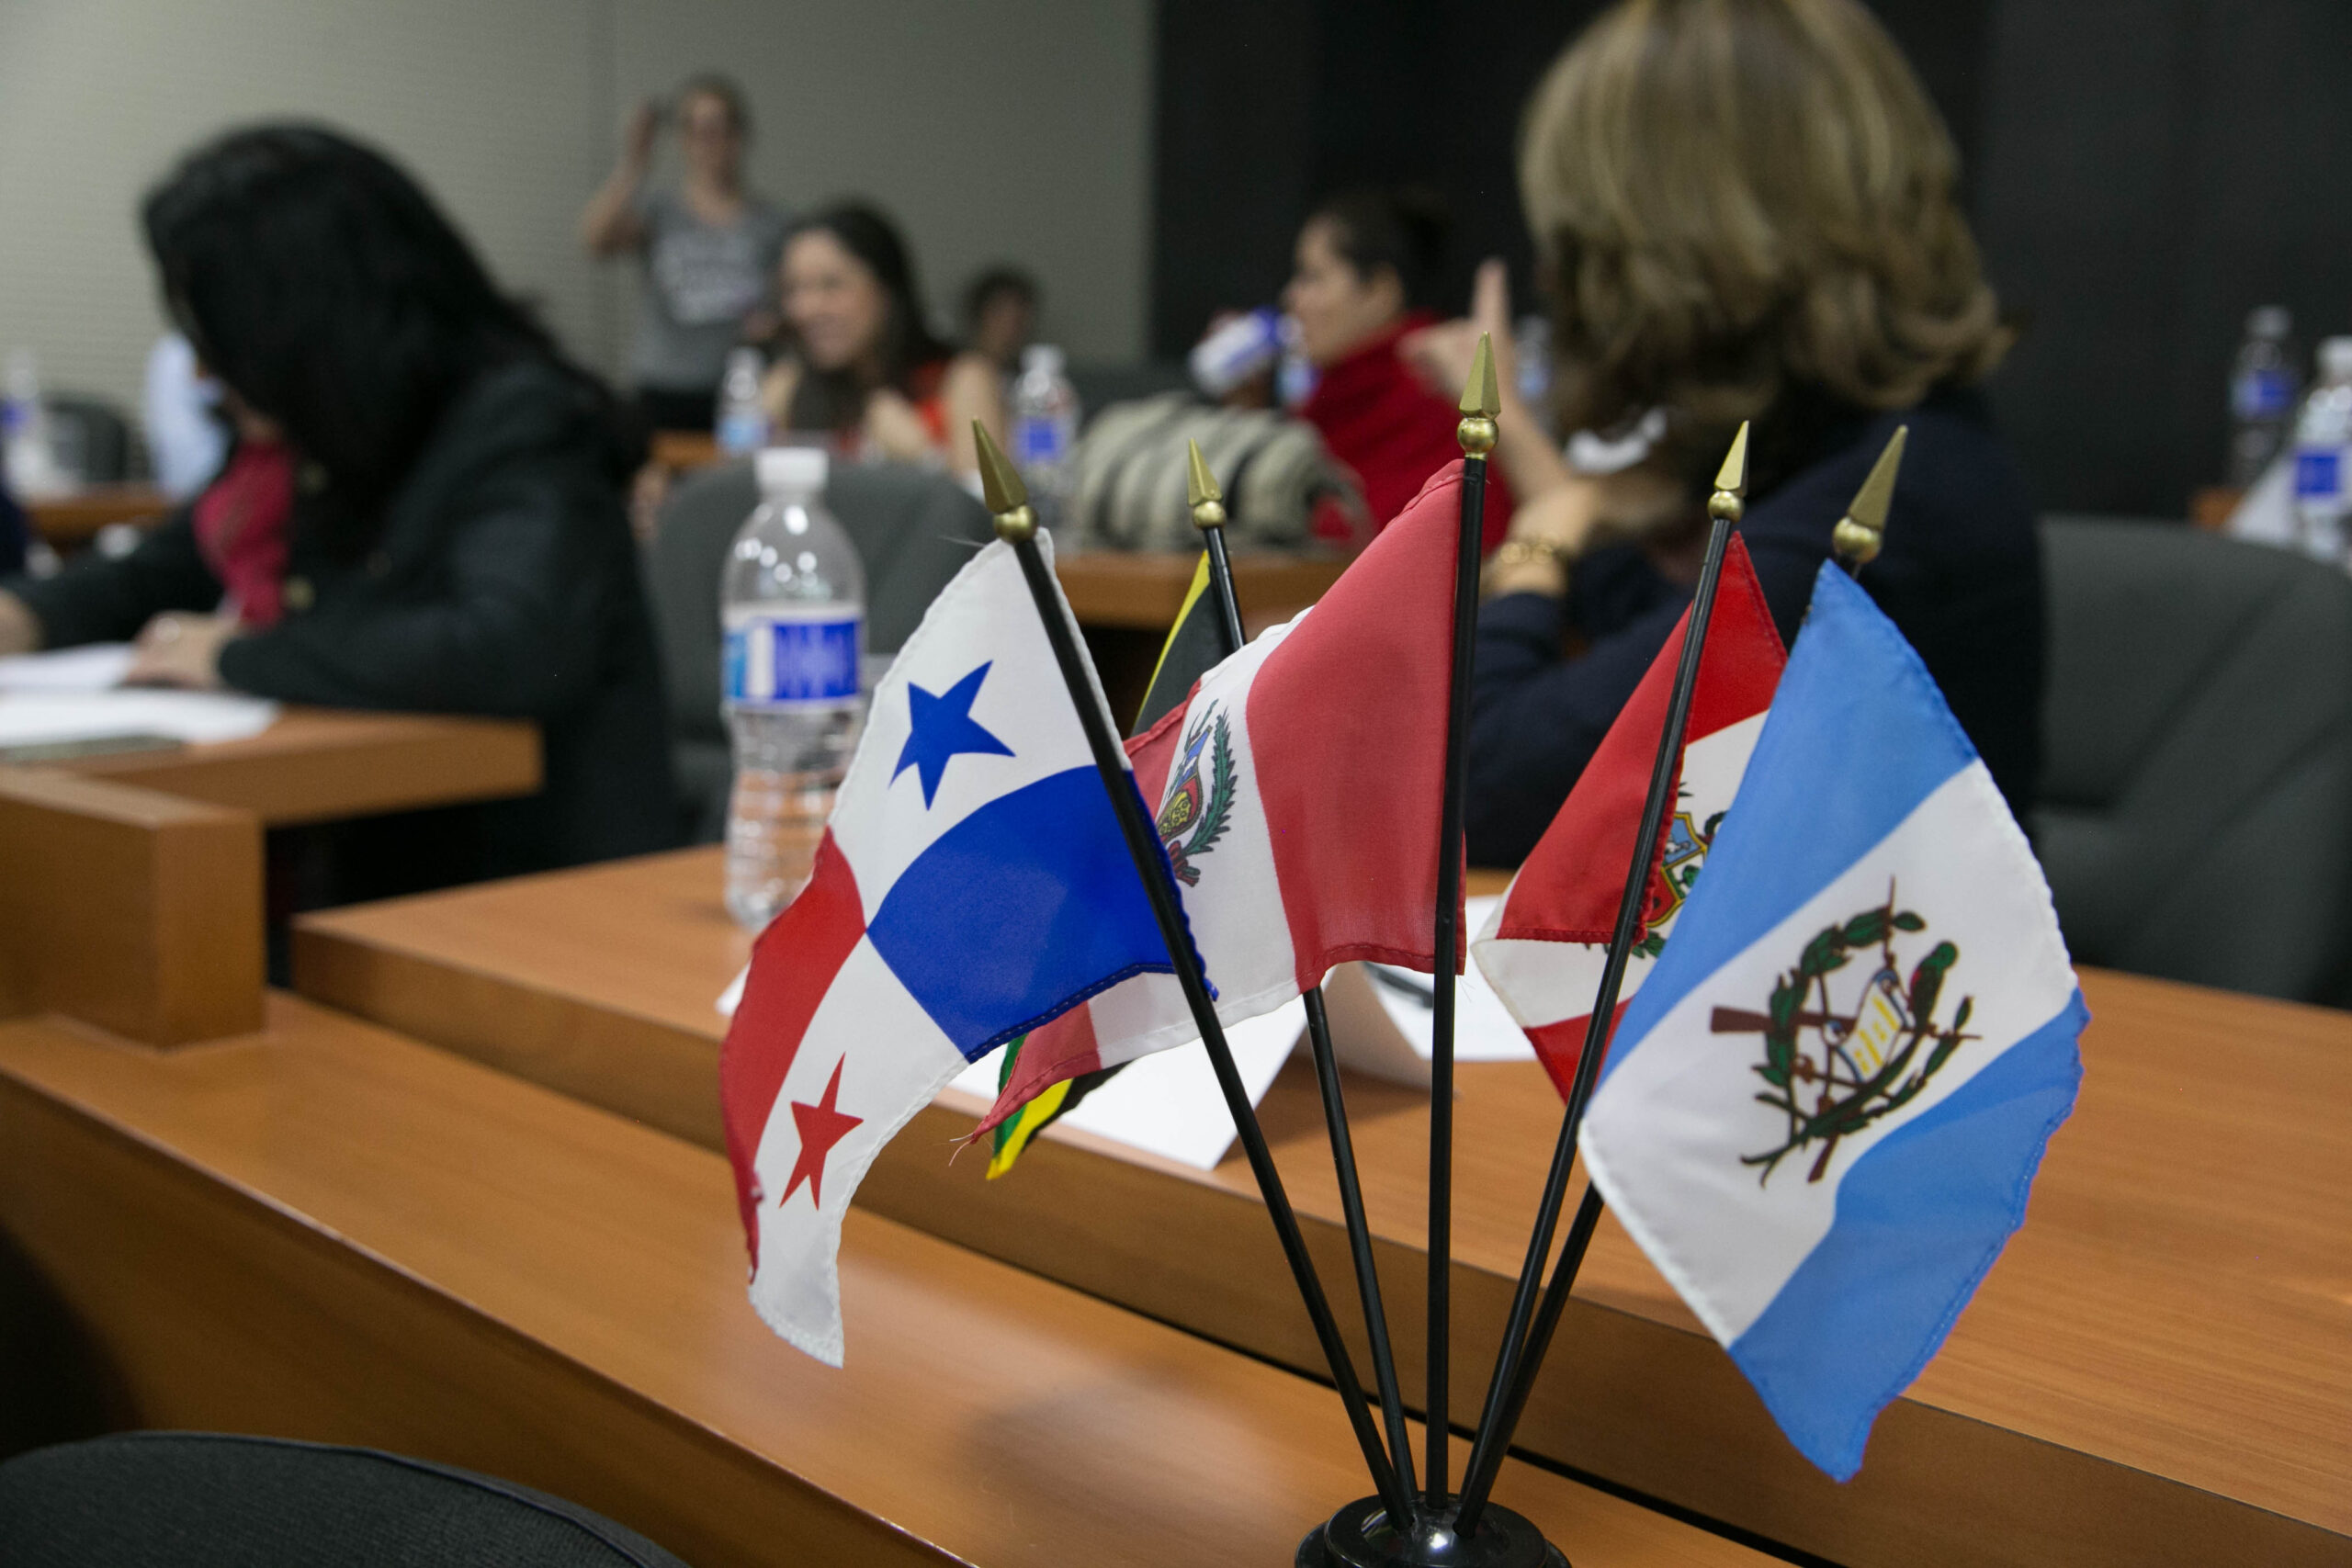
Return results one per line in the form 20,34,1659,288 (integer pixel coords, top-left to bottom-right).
1284,189,1511,549
761,202,1005,480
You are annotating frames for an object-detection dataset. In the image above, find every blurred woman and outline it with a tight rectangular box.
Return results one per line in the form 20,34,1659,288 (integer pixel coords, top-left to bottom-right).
1285,188,1510,546
761,203,1005,478
0,124,674,876
1409,0,2040,864
582,73,789,432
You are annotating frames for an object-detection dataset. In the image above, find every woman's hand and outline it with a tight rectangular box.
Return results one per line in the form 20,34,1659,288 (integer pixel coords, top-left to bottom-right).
124,612,238,690
1400,258,1518,406
863,389,938,465
623,98,661,170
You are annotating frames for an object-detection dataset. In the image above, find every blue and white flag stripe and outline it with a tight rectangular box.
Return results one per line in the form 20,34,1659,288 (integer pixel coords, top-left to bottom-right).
1579,563,2085,1481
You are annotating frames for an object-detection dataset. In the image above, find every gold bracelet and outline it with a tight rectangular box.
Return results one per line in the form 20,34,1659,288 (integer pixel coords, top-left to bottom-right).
1482,536,1572,599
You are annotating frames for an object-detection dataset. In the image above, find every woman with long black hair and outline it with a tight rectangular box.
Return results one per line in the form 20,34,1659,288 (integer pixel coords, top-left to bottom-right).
0,123,675,876
759,202,1005,479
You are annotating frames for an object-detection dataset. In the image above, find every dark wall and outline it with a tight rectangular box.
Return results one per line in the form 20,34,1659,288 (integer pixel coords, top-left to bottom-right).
1152,0,2352,516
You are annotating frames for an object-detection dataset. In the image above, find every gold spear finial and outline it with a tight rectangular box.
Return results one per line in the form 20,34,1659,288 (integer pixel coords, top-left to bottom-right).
1458,333,1499,457
1185,439,1227,531
973,421,1036,542
1832,426,1907,570
1707,421,1752,525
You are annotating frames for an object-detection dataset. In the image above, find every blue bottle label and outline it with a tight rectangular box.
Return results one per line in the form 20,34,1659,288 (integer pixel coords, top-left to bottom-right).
2235,368,2297,422
723,609,862,708
1014,415,1065,465
2294,448,2343,502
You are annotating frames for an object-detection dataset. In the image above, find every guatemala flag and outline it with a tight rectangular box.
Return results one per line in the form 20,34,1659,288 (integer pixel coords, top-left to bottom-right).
1578,561,2087,1481
719,534,1175,1365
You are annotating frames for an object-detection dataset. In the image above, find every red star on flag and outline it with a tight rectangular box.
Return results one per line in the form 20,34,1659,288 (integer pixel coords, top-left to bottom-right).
780,1056,863,1208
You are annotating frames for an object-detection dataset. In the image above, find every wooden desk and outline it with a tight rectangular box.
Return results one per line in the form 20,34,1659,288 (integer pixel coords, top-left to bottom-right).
22,483,174,548
295,846,2352,1568
44,707,539,828
0,992,1769,1568
1055,549,1346,632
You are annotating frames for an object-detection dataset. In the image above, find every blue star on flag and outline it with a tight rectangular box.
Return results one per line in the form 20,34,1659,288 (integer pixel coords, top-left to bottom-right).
893,662,1015,807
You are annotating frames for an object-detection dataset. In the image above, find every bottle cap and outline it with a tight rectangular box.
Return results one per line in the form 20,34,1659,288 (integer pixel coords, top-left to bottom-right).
2323,338,2352,381
1022,344,1065,376
756,446,828,495
2249,305,2292,339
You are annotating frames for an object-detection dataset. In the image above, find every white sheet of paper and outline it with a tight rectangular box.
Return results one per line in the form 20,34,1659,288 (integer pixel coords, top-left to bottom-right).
1342,895,1534,1077
716,964,748,1018
0,643,136,692
0,689,278,748
946,998,1307,1171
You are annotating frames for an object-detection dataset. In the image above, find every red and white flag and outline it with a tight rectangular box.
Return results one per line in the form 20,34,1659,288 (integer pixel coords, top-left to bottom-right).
1473,536,1786,1098
978,465,1473,1134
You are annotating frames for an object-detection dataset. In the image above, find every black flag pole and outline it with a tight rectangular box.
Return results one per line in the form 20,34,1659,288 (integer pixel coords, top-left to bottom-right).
1453,422,1752,1530
1184,441,1419,1500
1426,334,1500,1508
1453,424,1912,1530
975,424,1416,1529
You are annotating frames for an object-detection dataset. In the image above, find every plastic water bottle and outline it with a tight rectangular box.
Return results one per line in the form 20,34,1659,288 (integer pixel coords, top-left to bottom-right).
722,447,866,930
714,346,770,457
1190,308,1283,398
2289,337,2352,562
2229,307,2301,489
1012,344,1080,530
1,348,66,500
1275,313,1317,410
1515,312,1553,406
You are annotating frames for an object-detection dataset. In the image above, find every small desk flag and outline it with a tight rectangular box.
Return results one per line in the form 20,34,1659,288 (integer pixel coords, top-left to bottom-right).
987,552,1227,1179
1579,562,2087,1480
977,465,1468,1137
1474,536,1786,1097
719,535,1176,1365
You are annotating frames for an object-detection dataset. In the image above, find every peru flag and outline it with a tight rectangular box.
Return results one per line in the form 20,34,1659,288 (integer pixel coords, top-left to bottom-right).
719,535,1177,1365
978,463,1470,1134
1473,536,1785,1099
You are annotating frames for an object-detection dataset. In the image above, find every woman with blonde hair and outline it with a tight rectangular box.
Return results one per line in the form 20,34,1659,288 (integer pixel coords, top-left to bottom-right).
1416,0,2041,864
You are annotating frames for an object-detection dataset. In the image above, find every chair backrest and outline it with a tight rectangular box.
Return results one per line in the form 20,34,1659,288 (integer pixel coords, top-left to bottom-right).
0,1433,694,1566
43,394,133,484
644,458,994,746
2034,515,2352,1001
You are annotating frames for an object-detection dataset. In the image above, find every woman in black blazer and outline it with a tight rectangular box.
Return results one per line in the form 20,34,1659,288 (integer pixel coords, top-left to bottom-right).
0,125,674,877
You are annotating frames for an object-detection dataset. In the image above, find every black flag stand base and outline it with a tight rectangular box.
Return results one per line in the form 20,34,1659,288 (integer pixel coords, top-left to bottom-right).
1298,1496,1566,1568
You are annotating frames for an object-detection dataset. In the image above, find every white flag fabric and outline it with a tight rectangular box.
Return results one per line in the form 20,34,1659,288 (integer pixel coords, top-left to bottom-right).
1579,562,2087,1480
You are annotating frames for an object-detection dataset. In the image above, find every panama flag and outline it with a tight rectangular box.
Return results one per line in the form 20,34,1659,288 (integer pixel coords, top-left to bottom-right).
719,534,1178,1365
1580,561,2086,1481
976,464,1465,1135
1474,536,1785,1098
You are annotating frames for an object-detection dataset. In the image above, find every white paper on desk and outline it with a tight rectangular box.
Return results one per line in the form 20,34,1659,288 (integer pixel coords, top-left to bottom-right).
0,689,277,748
1314,895,1534,1089
0,643,135,692
945,998,1307,1171
716,964,748,1018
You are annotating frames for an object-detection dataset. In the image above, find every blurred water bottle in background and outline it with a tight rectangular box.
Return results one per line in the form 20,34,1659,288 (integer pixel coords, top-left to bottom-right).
1190,308,1283,399
1275,313,1317,410
721,446,866,930
1012,344,1080,530
1514,312,1552,407
2289,337,2352,562
2228,306,2301,489
1,348,68,499
715,346,771,457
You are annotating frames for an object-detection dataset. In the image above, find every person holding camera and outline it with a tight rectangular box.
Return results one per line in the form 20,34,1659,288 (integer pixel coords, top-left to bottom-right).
581,73,789,433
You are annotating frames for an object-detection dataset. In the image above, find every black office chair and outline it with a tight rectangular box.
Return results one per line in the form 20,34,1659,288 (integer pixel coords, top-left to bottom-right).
2033,515,2352,1001
0,1433,695,1566
41,394,134,484
643,457,994,842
